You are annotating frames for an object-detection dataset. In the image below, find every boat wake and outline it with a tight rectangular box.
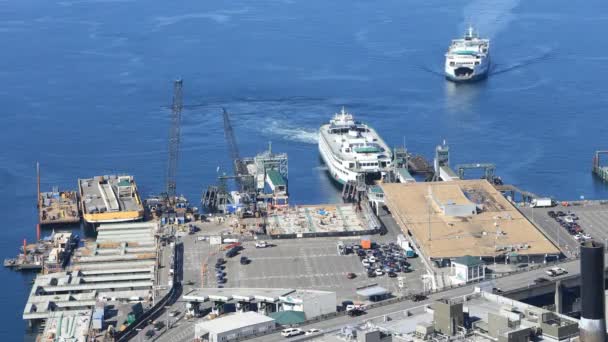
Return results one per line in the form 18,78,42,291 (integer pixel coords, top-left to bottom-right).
490,48,556,76
262,120,319,144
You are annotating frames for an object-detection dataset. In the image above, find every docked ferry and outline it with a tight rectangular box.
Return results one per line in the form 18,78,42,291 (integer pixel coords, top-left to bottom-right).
318,107,392,185
445,26,490,82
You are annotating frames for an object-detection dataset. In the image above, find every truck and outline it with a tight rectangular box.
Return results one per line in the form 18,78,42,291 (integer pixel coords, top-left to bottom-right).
531,198,554,208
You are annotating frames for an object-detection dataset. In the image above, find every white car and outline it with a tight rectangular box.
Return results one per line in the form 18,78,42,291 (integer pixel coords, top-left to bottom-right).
368,256,376,263
281,328,302,337
305,328,322,335
375,269,384,276
546,267,567,277
255,241,268,248
362,260,371,267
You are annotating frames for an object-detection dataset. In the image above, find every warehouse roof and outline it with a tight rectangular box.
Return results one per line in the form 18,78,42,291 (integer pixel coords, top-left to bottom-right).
356,285,389,298
196,311,274,334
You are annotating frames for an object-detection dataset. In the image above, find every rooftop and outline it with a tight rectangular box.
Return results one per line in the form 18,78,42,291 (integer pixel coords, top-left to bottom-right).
381,179,559,258
453,255,484,267
195,311,274,334
78,175,143,215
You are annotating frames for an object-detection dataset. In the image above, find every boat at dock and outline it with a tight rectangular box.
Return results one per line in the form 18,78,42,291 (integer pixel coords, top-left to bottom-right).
3,231,78,272
79,175,144,224
318,107,392,185
445,26,490,82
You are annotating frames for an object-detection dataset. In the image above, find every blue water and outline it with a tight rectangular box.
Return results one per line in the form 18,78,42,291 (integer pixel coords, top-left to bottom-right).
3,0,608,339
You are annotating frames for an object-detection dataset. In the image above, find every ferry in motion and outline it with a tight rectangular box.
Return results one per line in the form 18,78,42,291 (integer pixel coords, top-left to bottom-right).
318,107,392,185
445,26,490,82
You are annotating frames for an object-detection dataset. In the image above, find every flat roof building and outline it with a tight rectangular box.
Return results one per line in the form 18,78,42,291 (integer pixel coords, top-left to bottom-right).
194,311,275,342
381,179,559,259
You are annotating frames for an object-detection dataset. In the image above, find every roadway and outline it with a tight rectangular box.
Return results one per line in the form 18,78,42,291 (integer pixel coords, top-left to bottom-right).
158,257,583,342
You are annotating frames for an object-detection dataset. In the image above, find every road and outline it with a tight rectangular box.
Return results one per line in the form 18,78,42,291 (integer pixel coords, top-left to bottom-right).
157,256,583,342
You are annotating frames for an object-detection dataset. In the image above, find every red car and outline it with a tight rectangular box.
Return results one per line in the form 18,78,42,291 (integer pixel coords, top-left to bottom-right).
346,272,356,279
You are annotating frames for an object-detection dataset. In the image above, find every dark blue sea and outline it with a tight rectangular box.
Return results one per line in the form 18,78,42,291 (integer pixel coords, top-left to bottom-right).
3,0,608,339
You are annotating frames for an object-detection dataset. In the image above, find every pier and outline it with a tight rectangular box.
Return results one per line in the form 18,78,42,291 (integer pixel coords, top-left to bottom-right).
593,150,608,182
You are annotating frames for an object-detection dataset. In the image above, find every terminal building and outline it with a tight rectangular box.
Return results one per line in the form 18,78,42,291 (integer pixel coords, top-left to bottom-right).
183,288,336,325
381,179,560,263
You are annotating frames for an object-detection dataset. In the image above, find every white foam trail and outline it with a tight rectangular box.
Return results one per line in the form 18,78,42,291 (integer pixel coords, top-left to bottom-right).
462,0,521,38
262,120,319,144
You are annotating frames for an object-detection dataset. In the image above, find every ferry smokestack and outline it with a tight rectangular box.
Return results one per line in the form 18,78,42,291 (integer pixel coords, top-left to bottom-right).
580,241,606,342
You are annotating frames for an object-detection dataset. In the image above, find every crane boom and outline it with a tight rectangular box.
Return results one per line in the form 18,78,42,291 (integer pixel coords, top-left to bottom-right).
166,79,183,199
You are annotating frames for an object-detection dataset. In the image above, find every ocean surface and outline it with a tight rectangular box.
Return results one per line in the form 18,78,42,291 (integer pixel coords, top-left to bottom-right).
2,0,608,339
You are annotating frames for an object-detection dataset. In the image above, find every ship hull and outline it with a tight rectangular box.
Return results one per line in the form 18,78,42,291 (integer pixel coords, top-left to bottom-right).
445,55,490,83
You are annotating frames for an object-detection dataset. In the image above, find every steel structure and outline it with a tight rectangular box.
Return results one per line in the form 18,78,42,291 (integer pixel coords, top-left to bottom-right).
166,79,183,200
592,150,608,182
455,163,496,181
222,108,255,193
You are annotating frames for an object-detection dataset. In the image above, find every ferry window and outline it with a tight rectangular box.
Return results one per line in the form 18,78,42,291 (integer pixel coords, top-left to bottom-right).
449,62,455,66
349,163,354,168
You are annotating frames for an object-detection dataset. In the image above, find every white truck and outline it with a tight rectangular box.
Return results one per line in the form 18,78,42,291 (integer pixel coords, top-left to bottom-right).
531,198,554,208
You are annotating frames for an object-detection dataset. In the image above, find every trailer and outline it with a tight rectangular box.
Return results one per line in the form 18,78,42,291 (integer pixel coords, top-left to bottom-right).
531,198,554,208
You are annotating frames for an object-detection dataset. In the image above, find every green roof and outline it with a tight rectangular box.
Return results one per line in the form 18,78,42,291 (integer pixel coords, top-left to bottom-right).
268,310,305,325
267,170,286,186
369,185,384,194
453,255,483,267
117,180,131,187
354,146,381,153
454,50,477,55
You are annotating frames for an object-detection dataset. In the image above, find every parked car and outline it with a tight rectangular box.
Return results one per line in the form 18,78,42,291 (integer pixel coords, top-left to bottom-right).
346,272,356,279
255,241,268,248
240,256,249,265
374,269,384,276
388,271,397,278
305,328,322,335
347,308,365,317
281,328,302,337
546,267,567,277
367,270,376,278
412,294,427,302
534,277,550,284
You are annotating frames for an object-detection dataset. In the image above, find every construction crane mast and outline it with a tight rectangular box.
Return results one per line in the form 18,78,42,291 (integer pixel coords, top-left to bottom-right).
222,108,251,192
166,79,183,202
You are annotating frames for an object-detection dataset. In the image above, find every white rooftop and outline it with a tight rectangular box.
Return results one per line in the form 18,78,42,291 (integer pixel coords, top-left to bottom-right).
196,311,274,334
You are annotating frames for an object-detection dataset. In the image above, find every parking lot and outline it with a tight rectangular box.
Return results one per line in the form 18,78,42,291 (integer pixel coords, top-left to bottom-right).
199,237,425,302
520,201,608,257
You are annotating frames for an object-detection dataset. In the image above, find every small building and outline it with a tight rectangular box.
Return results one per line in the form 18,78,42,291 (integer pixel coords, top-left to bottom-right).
279,289,337,319
450,255,485,285
194,311,275,342
356,285,390,302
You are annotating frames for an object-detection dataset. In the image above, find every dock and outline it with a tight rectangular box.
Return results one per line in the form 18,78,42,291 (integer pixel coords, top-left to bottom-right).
593,150,608,182
39,189,80,225
36,163,80,226
4,231,78,272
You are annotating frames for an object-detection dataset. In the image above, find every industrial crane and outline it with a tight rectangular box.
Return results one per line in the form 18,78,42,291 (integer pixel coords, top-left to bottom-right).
165,79,183,204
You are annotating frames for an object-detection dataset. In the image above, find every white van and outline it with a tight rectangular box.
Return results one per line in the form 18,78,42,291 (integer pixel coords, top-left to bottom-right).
281,328,302,337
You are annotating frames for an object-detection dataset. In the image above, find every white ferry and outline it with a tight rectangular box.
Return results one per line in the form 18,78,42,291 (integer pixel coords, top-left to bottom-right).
318,107,392,185
445,26,490,82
